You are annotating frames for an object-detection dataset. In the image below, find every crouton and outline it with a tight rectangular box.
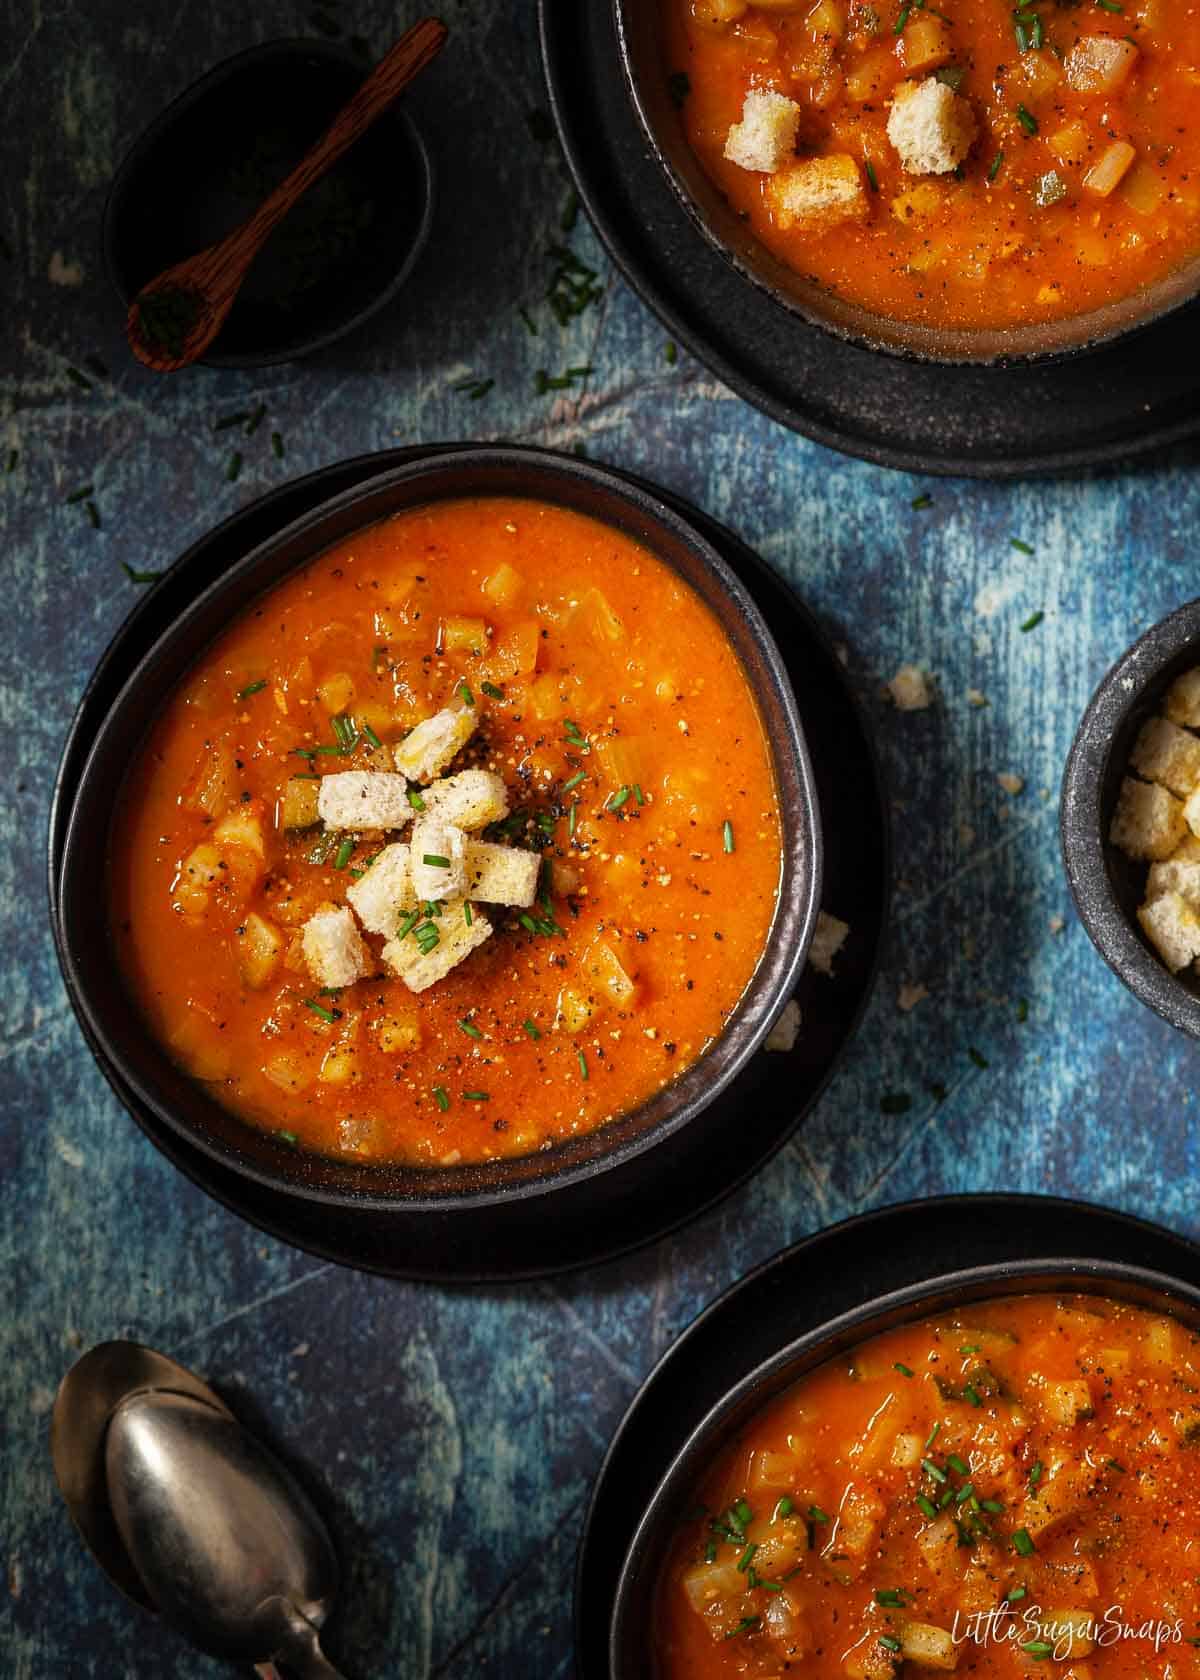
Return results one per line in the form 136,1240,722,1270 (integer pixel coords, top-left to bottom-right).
765,154,868,234
393,703,477,783
1109,776,1186,860
723,88,802,173
765,998,801,1052
1138,892,1200,973
345,843,417,936
382,900,493,993
410,816,467,903
421,768,509,831
1173,833,1200,863
1129,716,1200,798
809,910,850,976
887,77,977,176
317,772,414,832
464,840,541,908
301,904,370,989
1165,668,1200,729
1185,786,1200,841
888,664,933,710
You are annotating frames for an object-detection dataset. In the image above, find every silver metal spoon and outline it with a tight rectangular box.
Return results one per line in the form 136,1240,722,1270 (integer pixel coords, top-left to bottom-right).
52,1341,347,1677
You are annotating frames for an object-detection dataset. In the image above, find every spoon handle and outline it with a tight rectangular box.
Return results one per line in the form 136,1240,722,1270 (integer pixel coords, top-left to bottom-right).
207,17,447,284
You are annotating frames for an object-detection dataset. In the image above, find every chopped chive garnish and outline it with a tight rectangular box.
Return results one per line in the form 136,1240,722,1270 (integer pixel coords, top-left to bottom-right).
894,1362,914,1377
924,1421,941,1448
464,902,473,927
1016,103,1038,134
86,501,101,529
519,305,538,336
947,1453,969,1475
292,747,315,759
1095,0,1123,10
65,483,95,503
633,783,645,806
407,788,426,812
723,1617,760,1641
122,563,163,584
665,339,678,364
271,431,285,459
361,721,383,749
397,909,421,940
433,1085,450,1111
807,1504,830,1523
481,680,505,700
1011,536,1035,555
916,1493,938,1519
304,998,340,1024
519,912,539,934
236,679,267,699
981,1498,1004,1513
894,2,911,29
963,1383,982,1407
1012,1527,1036,1556
423,854,451,869
277,1129,298,1145
332,837,356,870
1028,1461,1043,1489
609,785,631,811
5,449,17,473
1106,1457,1126,1473
563,719,589,751
772,1496,793,1520
227,450,243,482
875,1589,909,1608
922,1458,947,1483
563,770,586,792
458,1018,483,1040
954,1481,975,1505
722,819,735,853
523,1017,541,1040
577,1047,588,1080
911,492,932,509
968,1046,989,1069
569,802,578,839
736,1542,758,1572
1020,1641,1053,1659
245,402,266,435
458,680,475,707
864,157,879,192
462,1090,489,1101
880,1636,902,1654
1020,610,1044,631
66,366,92,390
988,150,1005,182
214,411,250,432
454,377,494,400
1007,1585,1027,1602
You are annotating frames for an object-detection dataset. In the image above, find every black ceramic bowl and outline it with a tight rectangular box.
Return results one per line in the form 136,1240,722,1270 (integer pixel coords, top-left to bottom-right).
609,1251,1200,1676
1062,598,1200,1037
102,40,434,367
614,2,1200,365
52,446,822,1246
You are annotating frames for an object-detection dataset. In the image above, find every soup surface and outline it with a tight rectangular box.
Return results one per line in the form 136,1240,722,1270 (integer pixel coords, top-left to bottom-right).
111,497,781,1167
657,1292,1200,1675
662,0,1200,331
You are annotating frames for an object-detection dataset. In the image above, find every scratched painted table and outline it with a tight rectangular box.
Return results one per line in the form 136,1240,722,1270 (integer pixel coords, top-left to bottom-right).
6,4,1200,1676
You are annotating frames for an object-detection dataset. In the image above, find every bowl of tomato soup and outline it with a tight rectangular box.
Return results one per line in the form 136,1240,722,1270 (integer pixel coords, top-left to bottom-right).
612,1258,1200,1678
618,0,1200,362
54,447,820,1224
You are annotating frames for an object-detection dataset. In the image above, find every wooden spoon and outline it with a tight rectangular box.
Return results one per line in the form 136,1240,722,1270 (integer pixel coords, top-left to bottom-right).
127,17,447,372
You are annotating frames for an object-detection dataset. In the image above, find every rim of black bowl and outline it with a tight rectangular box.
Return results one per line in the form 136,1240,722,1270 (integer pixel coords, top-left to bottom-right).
613,0,1200,368
101,38,435,369
53,445,822,1215
609,1253,1200,1674
1061,596,1200,1037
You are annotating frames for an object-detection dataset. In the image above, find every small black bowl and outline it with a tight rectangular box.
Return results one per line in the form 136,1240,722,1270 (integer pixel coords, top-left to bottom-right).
609,1252,1200,1676
614,1,1200,365
102,40,434,368
1062,598,1200,1036
52,446,821,1258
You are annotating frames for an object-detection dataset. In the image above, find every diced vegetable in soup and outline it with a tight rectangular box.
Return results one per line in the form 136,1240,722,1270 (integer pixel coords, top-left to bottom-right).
110,498,782,1166
662,0,1200,331
656,1294,1200,1677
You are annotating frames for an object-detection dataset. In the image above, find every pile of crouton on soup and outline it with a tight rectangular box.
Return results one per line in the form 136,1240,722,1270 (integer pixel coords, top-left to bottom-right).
1110,669,1200,974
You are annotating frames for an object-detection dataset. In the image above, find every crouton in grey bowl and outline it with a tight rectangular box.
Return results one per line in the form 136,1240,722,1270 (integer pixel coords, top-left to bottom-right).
1062,597,1200,1037
50,445,823,1276
614,2,1200,366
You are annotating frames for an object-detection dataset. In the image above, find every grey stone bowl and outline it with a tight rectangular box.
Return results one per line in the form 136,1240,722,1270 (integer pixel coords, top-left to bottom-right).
1061,597,1200,1036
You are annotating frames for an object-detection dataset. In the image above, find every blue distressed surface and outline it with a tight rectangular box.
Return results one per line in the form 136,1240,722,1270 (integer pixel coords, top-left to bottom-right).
4,3,1200,1675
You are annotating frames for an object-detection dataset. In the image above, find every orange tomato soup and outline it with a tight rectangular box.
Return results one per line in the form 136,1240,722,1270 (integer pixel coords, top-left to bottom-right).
657,1292,1200,1676
111,497,782,1167
663,0,1200,330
